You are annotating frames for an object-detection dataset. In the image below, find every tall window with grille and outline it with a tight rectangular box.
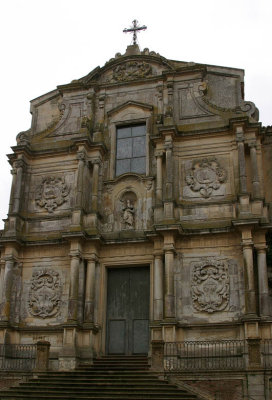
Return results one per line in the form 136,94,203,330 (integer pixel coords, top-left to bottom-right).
115,124,146,176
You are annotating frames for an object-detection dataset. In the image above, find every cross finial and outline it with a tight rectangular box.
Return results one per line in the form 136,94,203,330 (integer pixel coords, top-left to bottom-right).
123,20,147,46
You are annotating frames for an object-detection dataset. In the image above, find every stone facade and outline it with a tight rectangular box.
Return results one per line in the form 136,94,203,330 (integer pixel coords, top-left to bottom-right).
0,44,272,396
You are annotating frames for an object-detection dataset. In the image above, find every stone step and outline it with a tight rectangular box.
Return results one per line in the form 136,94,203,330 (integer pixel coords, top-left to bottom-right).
24,382,176,388
0,356,199,400
30,377,162,382
0,396,197,400
4,388,193,395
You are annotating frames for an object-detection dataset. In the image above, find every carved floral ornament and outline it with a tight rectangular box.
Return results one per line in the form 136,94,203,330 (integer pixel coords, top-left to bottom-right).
185,157,227,198
28,269,61,319
36,176,70,213
191,257,229,313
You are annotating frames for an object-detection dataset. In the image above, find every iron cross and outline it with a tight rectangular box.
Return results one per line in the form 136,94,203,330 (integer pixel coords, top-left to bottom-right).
123,20,147,45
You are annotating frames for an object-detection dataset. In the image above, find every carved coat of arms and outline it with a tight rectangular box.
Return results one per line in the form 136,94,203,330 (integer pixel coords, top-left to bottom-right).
191,258,229,313
112,61,152,82
28,269,61,318
36,176,69,213
185,157,227,198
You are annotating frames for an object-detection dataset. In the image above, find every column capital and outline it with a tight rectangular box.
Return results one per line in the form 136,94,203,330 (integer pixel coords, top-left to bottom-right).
255,244,267,253
248,140,257,148
13,159,26,171
76,150,86,161
86,254,98,263
90,157,101,166
164,142,173,151
235,126,244,141
155,150,164,158
69,251,82,260
241,240,253,249
3,255,15,263
163,244,176,253
153,251,164,258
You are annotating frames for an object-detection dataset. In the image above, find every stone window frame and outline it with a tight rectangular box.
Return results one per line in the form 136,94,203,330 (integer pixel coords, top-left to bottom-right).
109,116,152,180
115,122,147,177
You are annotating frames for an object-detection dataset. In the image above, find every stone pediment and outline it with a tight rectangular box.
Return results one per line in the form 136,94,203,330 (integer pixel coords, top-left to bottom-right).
108,101,153,117
79,48,175,86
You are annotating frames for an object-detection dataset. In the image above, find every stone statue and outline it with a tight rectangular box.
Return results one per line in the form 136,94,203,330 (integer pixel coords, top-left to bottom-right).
122,199,135,229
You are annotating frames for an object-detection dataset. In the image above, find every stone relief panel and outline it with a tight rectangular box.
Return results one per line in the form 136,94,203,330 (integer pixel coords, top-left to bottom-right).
100,60,169,84
112,61,153,82
183,157,227,199
28,269,61,319
35,176,70,213
191,257,229,313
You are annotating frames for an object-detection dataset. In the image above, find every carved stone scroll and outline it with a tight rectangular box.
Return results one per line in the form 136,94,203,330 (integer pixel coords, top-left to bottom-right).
28,269,61,319
36,176,70,213
191,257,229,313
185,157,227,198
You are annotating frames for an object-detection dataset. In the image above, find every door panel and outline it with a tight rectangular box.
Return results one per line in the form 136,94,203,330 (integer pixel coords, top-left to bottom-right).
133,319,149,354
108,320,126,354
107,267,149,354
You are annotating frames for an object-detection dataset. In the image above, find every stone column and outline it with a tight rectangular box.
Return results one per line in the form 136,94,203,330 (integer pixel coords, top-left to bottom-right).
84,256,96,323
155,150,164,203
8,168,17,214
91,159,100,212
242,242,257,315
236,128,247,194
12,160,25,214
35,341,51,371
164,249,175,318
247,337,262,369
151,340,165,372
1,256,14,321
68,252,81,322
256,246,270,316
164,142,173,201
75,151,86,209
153,254,164,321
0,259,5,302
249,142,261,199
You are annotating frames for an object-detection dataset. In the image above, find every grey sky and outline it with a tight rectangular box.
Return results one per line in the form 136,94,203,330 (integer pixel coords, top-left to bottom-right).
0,0,271,228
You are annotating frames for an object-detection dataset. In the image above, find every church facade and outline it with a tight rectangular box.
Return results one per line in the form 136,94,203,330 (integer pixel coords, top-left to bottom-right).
0,43,272,395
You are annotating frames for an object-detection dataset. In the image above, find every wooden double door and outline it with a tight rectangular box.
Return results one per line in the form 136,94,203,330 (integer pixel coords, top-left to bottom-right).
106,266,150,355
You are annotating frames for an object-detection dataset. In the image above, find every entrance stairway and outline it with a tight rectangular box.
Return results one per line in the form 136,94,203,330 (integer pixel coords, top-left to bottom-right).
0,355,200,399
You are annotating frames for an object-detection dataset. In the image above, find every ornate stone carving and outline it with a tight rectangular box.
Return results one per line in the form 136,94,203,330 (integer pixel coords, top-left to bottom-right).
36,176,70,213
121,199,135,229
112,61,152,82
191,257,229,313
16,129,31,145
185,157,227,198
28,269,61,319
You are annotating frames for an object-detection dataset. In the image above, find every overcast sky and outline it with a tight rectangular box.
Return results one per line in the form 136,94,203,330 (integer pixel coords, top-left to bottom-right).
0,0,271,229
